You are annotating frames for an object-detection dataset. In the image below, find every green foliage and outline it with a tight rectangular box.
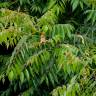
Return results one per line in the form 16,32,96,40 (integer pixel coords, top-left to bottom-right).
71,0,84,11
51,76,80,96
51,24,75,39
0,8,36,48
85,9,96,25
0,0,96,96
0,2,11,8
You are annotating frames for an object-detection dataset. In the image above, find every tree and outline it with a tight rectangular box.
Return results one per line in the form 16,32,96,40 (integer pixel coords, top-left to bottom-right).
0,0,96,96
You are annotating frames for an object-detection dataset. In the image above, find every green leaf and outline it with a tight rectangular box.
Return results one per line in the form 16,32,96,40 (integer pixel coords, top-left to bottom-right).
25,69,30,81
49,72,55,86
20,72,24,84
42,25,49,32
72,0,79,11
8,70,14,81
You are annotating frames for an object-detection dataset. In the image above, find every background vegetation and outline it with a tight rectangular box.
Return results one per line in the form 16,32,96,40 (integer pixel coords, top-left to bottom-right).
0,0,96,96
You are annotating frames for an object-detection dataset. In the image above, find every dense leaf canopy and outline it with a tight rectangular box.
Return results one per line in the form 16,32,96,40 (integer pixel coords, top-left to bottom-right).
0,0,96,96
